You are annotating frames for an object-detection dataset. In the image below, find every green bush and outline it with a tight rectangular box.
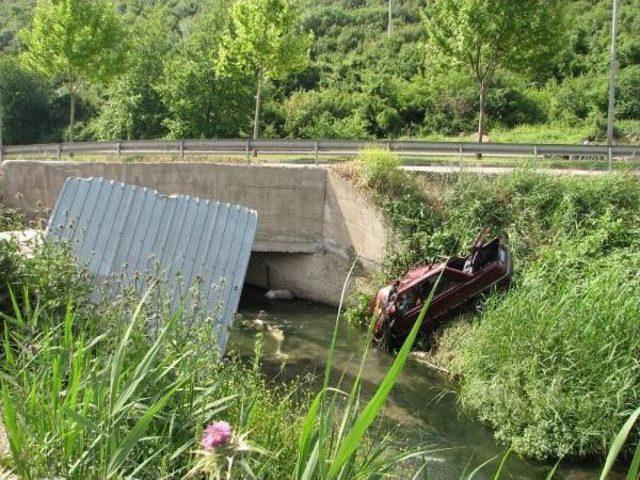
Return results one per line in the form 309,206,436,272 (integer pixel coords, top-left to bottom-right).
348,169,640,461
618,65,640,120
283,89,372,139
460,240,640,459
0,57,56,144
356,148,404,192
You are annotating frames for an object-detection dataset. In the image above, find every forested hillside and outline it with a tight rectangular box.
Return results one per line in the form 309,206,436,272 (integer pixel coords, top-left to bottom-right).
1,0,639,144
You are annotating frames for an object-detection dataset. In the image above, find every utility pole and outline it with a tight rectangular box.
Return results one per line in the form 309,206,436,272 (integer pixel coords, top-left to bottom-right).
387,0,393,37
0,90,3,163
606,0,620,145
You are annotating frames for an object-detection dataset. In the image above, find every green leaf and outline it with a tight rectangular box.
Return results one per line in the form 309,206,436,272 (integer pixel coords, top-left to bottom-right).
600,406,640,480
327,272,443,478
493,450,511,479
106,381,181,477
109,286,153,417
294,391,323,479
111,310,177,414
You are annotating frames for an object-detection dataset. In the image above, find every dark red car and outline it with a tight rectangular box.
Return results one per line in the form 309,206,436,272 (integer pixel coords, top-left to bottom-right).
370,229,512,348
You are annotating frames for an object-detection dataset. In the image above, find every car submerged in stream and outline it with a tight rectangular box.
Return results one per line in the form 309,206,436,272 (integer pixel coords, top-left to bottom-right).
370,229,513,349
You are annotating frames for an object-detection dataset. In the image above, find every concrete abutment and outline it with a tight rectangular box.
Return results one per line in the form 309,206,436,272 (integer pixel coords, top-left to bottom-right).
0,161,387,305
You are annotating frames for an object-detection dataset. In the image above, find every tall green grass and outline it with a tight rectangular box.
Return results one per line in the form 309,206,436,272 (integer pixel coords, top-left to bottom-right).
0,287,305,478
0,234,436,477
0,239,305,478
459,244,640,459
346,150,640,462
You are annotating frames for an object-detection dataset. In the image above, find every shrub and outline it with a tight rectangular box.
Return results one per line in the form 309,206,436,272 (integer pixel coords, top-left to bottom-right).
618,65,640,120
283,89,372,139
347,169,640,461
0,57,54,145
356,148,404,192
548,75,608,126
459,241,640,459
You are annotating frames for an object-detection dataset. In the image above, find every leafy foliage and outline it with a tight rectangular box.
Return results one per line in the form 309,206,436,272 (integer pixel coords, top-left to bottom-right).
92,6,177,140
357,148,403,192
159,2,254,139
1,0,640,143
0,57,55,144
423,0,565,140
347,167,640,461
217,0,312,139
20,0,125,141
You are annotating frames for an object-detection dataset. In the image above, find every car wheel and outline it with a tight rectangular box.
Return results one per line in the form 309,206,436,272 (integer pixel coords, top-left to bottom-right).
471,296,486,314
373,316,400,352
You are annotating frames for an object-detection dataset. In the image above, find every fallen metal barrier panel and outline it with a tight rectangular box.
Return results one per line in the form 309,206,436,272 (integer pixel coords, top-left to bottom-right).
3,139,640,161
46,177,258,353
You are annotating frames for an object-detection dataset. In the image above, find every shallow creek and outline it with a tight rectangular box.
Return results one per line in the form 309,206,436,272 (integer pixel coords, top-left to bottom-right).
230,287,604,480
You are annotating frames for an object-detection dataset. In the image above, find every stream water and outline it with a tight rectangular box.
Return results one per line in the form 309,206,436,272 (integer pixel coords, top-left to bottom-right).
230,287,602,480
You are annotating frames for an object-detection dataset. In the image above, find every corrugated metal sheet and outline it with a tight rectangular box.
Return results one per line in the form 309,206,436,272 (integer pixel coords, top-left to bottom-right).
46,177,258,353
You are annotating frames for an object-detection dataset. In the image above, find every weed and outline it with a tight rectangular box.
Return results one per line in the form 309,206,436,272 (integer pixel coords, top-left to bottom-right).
346,167,640,461
356,148,404,193
0,230,435,478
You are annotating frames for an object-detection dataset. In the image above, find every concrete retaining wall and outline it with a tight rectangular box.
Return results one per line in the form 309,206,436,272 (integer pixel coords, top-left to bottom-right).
1,161,386,305
1,161,326,253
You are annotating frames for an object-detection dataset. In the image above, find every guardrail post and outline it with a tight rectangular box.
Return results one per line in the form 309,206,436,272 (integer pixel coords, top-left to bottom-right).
116,141,121,159
459,144,463,171
57,144,62,161
533,146,538,164
245,140,251,163
314,141,319,166
608,146,613,171
179,140,185,160
0,145,3,163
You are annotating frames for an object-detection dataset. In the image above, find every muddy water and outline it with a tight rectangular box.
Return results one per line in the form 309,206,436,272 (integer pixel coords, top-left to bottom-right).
230,287,602,480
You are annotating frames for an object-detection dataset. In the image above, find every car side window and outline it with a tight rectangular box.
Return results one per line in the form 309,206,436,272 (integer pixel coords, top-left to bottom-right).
429,272,461,297
397,287,420,313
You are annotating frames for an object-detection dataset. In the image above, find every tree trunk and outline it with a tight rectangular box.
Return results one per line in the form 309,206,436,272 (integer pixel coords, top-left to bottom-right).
477,85,486,143
69,84,76,143
253,72,262,141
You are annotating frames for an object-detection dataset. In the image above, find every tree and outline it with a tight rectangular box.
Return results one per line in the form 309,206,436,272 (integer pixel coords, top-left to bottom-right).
20,0,124,142
158,4,254,139
423,0,565,142
93,7,177,140
0,56,54,144
217,0,312,140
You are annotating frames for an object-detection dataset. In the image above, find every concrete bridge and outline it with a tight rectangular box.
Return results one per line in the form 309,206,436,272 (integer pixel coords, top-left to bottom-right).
0,161,387,305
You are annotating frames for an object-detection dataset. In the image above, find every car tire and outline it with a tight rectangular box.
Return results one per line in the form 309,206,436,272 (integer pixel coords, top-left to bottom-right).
471,296,486,314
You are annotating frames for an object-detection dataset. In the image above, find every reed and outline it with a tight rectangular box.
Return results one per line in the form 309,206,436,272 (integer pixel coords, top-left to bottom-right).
347,149,640,462
0,236,435,478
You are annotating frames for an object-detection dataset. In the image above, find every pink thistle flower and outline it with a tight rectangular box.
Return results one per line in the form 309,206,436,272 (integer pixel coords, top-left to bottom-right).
201,421,233,450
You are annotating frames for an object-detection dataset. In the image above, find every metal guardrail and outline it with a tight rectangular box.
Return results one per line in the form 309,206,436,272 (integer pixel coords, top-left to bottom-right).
2,139,640,163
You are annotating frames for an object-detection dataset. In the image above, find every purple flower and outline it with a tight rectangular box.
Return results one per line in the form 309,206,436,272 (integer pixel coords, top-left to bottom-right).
201,421,233,450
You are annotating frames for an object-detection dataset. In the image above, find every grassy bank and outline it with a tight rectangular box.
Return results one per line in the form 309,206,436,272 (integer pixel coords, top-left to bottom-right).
0,232,437,478
418,120,640,145
345,149,640,462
